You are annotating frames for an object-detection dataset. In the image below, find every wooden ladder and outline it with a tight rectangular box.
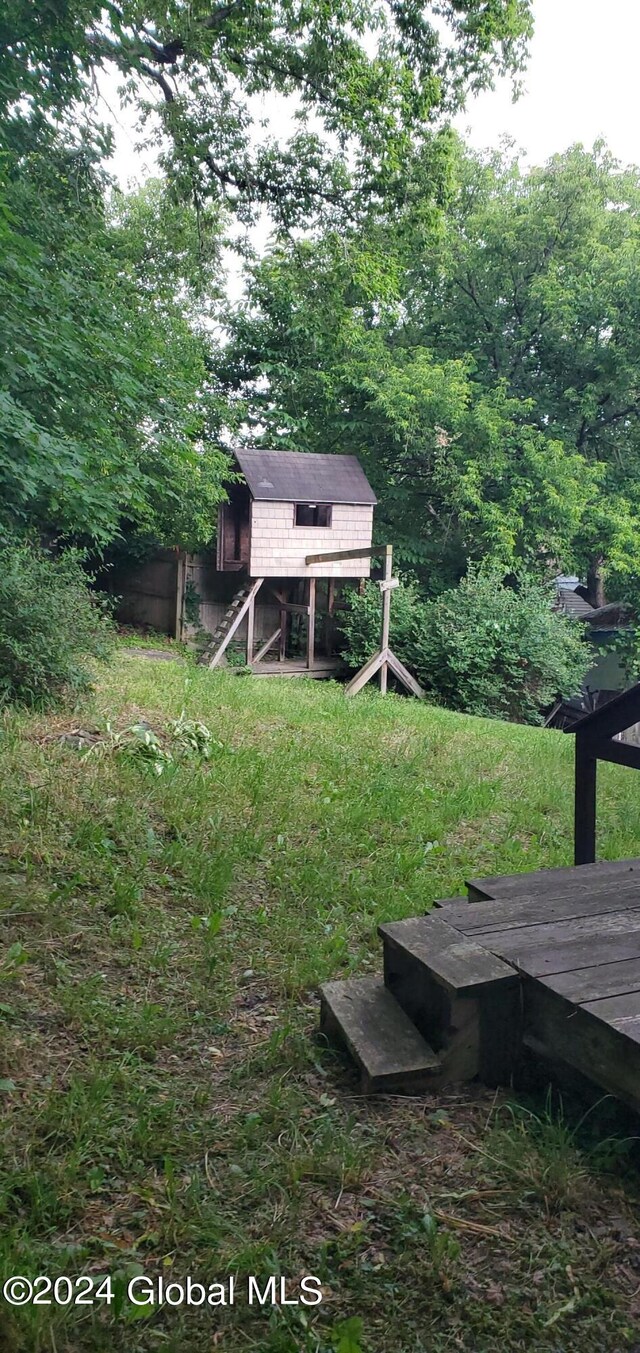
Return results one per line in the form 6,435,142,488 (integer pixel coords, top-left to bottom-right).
198,578,264,669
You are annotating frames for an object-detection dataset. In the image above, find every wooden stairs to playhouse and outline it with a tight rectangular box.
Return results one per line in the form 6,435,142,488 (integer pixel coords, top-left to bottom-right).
198,579,263,669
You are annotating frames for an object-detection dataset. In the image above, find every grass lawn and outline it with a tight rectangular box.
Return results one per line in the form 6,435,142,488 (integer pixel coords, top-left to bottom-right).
1,651,640,1352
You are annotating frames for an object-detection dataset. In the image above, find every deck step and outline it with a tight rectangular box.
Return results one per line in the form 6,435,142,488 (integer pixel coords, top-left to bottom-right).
320,976,441,1094
379,915,520,1085
432,896,468,912
379,915,517,997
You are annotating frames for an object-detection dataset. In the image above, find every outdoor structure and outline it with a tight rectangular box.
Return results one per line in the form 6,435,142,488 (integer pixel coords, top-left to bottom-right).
320,858,640,1114
109,449,422,695
200,449,377,673
566,681,640,865
549,575,633,720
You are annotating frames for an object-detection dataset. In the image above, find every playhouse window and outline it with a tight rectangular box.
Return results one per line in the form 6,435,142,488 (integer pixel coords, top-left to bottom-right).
295,503,332,527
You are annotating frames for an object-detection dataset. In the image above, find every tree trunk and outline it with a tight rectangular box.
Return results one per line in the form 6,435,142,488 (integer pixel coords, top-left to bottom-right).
586,557,605,608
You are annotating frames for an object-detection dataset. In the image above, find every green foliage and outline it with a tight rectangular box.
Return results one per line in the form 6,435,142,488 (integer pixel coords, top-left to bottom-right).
1,1,532,227
338,576,426,670
0,543,115,707
0,125,231,547
1,0,533,553
416,569,590,724
224,142,640,598
339,569,590,724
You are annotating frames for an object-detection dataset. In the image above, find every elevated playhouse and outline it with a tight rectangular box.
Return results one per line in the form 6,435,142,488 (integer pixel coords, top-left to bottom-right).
200,448,424,696
201,448,377,674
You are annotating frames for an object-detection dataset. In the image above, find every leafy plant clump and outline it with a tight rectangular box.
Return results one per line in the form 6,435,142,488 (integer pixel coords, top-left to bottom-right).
339,569,590,725
416,569,591,724
0,542,115,707
338,575,427,672
87,714,221,775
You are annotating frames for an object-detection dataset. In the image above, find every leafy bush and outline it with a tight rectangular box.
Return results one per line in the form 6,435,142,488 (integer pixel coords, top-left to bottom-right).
339,568,590,724
0,542,115,706
338,575,427,671
418,569,590,723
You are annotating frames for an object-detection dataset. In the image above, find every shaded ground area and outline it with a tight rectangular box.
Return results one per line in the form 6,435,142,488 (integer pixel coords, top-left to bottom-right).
1,656,640,1351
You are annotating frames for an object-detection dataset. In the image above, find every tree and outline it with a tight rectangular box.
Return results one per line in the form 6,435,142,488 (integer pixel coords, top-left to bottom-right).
220,220,595,592
408,143,640,602
0,120,230,547
2,2,533,226
222,141,640,598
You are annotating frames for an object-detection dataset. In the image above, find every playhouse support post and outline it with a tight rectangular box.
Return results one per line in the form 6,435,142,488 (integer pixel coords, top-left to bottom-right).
175,551,186,642
307,577,316,669
574,733,597,865
379,545,392,694
246,591,256,665
325,578,335,655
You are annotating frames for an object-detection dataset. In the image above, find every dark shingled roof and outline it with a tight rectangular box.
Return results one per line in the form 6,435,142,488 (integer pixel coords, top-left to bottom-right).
233,449,377,505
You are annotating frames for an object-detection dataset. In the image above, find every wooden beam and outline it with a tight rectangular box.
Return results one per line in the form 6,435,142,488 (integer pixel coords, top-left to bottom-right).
344,648,386,698
270,588,310,616
324,577,336,655
574,733,597,865
253,626,282,665
386,649,425,700
305,544,392,566
175,551,186,642
593,737,640,772
246,591,256,664
207,578,264,669
379,544,392,695
307,577,316,668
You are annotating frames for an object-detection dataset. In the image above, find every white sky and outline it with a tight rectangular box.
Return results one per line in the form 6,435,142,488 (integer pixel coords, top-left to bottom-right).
457,0,640,167
104,0,640,189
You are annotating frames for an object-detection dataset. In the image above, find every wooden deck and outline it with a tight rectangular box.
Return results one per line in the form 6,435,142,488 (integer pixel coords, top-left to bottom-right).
321,859,640,1111
249,657,343,678
440,863,640,1113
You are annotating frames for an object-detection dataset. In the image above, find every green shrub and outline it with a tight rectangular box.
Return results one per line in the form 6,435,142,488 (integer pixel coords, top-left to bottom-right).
0,542,115,707
337,575,426,671
338,567,590,724
416,568,590,724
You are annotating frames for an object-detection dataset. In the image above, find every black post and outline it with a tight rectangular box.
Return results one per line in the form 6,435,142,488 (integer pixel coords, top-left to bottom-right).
574,732,597,865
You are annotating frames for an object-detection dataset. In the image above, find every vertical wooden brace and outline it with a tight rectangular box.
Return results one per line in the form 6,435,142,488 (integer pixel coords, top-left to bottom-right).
175,551,186,642
307,577,316,669
574,733,597,865
246,591,256,664
379,545,392,694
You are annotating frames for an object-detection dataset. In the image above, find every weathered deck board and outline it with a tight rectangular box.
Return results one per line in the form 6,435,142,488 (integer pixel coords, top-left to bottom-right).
543,958,640,1003
379,915,517,995
467,858,640,902
582,992,640,1038
471,908,640,960
319,976,441,1093
522,982,640,1113
442,883,640,935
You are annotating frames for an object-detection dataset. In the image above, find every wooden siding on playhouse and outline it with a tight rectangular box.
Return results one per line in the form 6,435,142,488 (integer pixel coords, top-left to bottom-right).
249,501,374,578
